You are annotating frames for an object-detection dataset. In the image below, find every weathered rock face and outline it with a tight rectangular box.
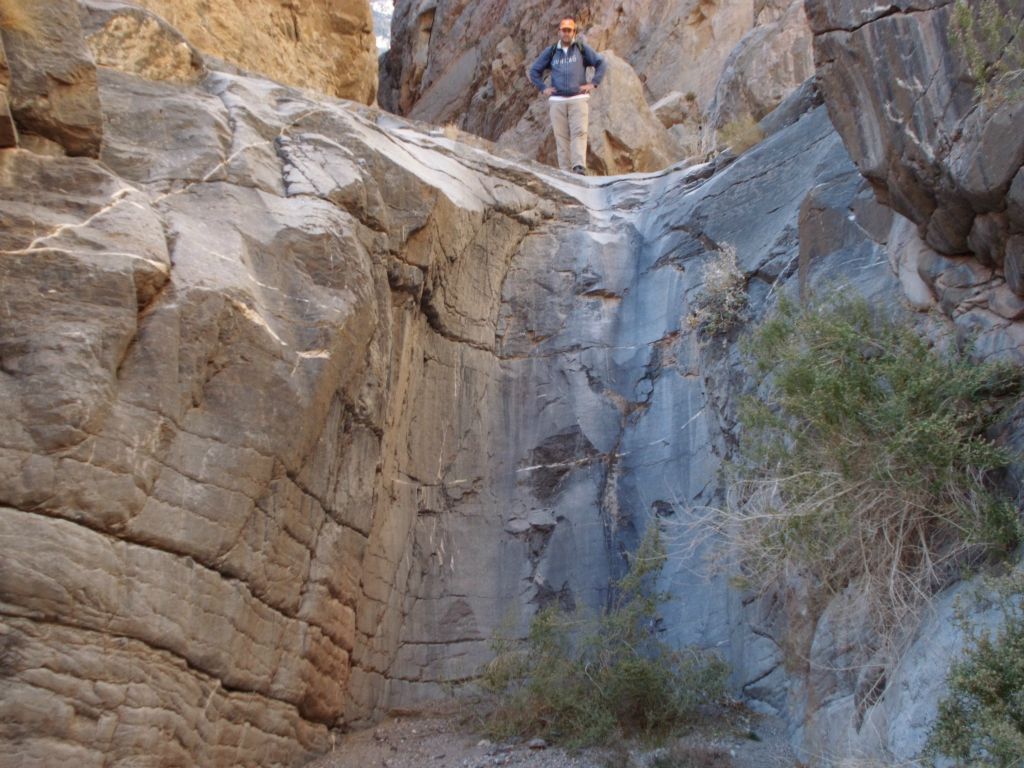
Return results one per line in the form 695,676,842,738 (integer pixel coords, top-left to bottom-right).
125,0,378,103
380,0,814,168
0,0,103,156
0,5,619,762
3,3,1024,767
706,0,814,134
380,0,687,174
380,0,753,124
807,0,1024,283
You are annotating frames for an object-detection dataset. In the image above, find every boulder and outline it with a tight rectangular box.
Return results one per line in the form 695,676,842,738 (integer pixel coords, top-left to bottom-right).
652,90,699,128
1010,168,1024,232
1006,235,1024,296
81,1,204,84
655,91,704,158
585,52,685,174
0,0,102,156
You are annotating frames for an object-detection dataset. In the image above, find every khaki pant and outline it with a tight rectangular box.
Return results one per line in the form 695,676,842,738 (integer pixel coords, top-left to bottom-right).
549,97,589,171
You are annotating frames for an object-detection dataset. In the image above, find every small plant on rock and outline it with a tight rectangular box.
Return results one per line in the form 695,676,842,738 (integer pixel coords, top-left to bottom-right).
689,245,748,337
716,114,764,155
948,0,1024,101
717,295,1022,643
480,527,729,747
925,569,1024,767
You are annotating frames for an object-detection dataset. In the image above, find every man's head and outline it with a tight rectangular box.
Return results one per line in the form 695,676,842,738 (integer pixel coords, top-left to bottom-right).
558,18,576,43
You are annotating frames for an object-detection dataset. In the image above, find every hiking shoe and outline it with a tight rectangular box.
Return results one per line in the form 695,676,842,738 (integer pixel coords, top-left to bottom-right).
572,165,586,175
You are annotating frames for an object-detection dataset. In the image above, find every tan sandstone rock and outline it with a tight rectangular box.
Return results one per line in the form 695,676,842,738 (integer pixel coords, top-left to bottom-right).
584,51,684,174
126,0,378,102
82,0,204,84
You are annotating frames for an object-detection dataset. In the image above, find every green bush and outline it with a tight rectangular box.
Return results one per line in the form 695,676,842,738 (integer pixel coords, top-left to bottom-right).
925,570,1024,767
480,528,729,747
724,295,1022,637
948,0,1024,101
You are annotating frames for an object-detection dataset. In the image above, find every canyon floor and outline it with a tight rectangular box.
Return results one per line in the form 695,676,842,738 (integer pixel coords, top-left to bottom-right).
307,703,799,768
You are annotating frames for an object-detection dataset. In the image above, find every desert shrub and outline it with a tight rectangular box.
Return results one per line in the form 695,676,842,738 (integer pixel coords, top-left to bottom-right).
925,570,1024,767
719,295,1022,639
689,245,748,337
948,0,1024,101
716,114,764,155
480,528,729,747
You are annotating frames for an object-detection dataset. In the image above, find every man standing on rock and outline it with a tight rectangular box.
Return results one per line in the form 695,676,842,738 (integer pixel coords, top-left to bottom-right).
528,17,606,176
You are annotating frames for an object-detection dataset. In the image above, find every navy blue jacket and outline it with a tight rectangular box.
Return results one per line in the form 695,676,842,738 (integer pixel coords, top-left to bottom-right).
528,41,606,97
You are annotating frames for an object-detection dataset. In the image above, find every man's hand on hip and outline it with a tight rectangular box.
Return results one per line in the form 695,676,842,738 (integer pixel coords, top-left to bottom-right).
543,87,556,96
579,84,596,94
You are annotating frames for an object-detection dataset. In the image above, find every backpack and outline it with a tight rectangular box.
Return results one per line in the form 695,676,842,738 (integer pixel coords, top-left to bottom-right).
548,41,586,59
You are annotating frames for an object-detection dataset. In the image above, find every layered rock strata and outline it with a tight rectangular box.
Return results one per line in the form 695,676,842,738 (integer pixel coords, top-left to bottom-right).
2,2,1024,766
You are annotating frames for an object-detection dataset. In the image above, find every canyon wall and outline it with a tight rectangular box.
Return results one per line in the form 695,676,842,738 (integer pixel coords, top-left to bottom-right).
1,1,1022,766
379,0,814,170
809,0,1024,301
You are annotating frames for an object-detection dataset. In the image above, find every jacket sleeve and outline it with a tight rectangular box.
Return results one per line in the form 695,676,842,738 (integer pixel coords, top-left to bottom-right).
584,45,607,87
528,47,554,92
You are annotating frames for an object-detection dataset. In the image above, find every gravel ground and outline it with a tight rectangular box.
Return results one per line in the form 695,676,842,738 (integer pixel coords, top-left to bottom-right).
306,705,798,768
